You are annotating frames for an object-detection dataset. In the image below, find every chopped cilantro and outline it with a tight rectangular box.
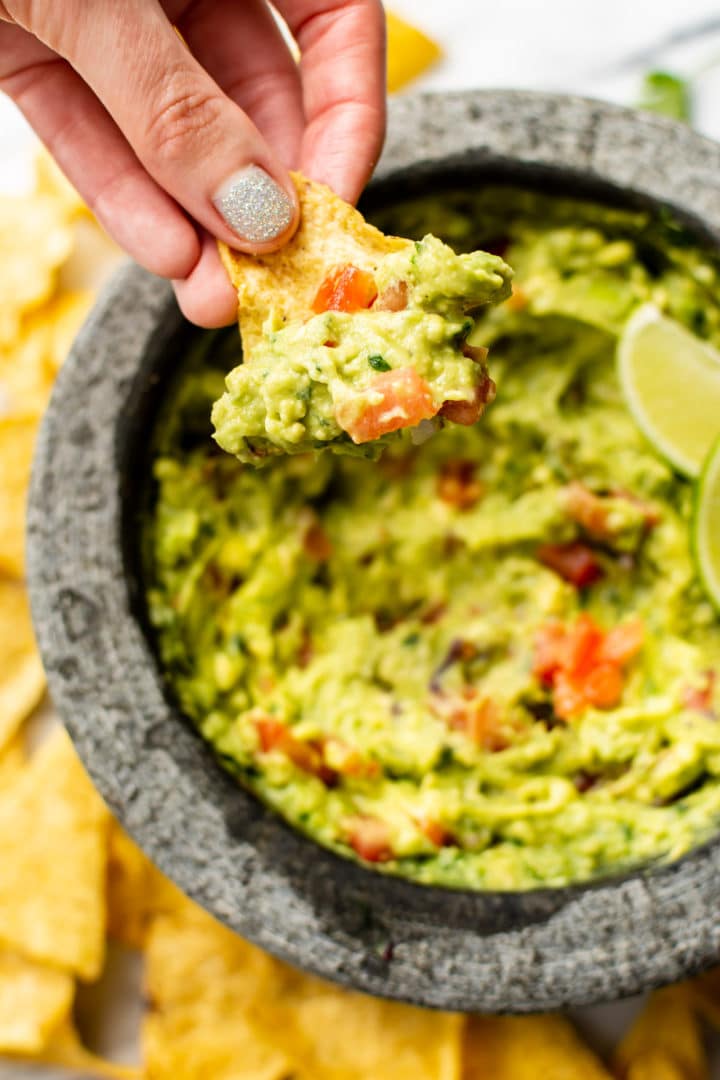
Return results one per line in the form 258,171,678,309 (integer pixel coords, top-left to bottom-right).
639,71,691,123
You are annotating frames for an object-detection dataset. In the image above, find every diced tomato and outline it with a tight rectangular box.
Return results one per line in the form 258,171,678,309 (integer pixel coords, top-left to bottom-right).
374,280,408,312
563,613,604,679
598,618,644,666
464,698,509,751
256,717,287,753
563,482,611,538
420,819,454,847
439,374,496,426
436,459,484,510
583,662,623,709
303,520,333,561
336,366,438,444
312,265,377,313
682,670,716,714
347,817,394,863
537,542,603,588
533,612,644,722
533,621,569,685
324,738,380,779
552,671,586,720
255,718,335,784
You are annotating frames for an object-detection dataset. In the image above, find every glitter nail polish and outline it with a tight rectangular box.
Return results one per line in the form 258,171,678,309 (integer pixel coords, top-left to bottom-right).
213,165,294,244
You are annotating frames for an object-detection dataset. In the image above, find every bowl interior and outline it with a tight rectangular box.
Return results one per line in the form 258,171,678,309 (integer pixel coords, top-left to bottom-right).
125,152,720,909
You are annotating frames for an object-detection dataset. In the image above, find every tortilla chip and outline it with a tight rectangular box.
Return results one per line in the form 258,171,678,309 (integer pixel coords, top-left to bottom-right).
0,578,45,753
0,416,37,577
0,291,93,424
386,10,443,93
107,823,179,949
106,824,153,949
613,985,708,1080
145,898,462,1080
218,172,409,354
46,288,93,371
0,193,74,348
689,966,720,1028
0,727,109,979
106,821,190,949
12,1018,141,1079
0,949,73,1053
0,321,54,420
144,904,299,1080
0,733,26,789
462,1014,612,1078
278,979,462,1080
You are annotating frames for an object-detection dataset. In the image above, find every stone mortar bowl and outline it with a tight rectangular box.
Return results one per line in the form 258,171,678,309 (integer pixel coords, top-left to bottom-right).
27,90,720,1013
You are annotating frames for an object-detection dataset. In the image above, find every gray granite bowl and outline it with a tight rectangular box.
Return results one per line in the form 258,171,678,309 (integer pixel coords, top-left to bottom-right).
27,90,720,1013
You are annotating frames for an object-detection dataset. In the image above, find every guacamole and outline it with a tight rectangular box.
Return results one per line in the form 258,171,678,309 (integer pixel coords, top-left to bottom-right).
212,235,511,464
145,187,720,891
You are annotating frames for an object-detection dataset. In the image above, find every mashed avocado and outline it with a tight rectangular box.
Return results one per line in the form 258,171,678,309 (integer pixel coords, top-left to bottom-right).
211,236,511,464
145,187,720,891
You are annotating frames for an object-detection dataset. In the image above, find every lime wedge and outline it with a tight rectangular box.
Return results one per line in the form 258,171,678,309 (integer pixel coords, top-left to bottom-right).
617,303,720,477
694,435,720,611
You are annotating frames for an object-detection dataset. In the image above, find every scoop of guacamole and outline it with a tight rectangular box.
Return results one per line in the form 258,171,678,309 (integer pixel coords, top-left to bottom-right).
145,187,720,891
211,235,512,465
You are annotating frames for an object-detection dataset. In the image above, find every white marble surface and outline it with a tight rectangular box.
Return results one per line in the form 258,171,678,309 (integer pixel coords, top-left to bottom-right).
2,2,720,1075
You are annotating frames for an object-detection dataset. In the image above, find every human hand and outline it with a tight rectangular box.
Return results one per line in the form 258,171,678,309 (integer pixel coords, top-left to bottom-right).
0,0,387,326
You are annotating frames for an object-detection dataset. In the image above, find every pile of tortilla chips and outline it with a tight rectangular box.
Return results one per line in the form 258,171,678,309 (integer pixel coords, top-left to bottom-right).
3,154,720,1080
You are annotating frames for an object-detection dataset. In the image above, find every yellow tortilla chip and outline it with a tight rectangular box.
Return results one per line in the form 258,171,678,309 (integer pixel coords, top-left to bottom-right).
462,1014,612,1078
218,172,409,354
13,1019,141,1079
46,288,94,371
386,10,443,93
107,823,184,949
0,193,74,348
0,288,91,420
145,897,462,1080
0,727,109,979
0,416,37,577
613,985,708,1080
278,979,462,1080
0,320,54,420
689,966,720,1028
0,577,45,753
0,949,73,1054
144,904,299,1080
106,823,153,949
106,821,190,948
0,733,25,787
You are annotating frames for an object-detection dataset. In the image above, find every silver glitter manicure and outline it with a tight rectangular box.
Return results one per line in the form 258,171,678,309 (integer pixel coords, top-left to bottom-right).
213,165,294,244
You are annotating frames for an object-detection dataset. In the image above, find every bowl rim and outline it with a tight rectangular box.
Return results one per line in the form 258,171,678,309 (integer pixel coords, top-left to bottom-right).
27,88,720,1012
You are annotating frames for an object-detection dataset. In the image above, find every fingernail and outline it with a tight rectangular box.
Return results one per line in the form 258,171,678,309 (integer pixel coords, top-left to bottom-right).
213,164,294,244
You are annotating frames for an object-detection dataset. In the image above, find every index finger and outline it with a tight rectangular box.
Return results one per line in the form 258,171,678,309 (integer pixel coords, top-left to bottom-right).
275,0,387,203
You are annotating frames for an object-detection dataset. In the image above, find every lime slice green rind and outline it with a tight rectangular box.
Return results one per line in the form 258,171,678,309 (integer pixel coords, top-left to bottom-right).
694,434,720,613
617,303,720,477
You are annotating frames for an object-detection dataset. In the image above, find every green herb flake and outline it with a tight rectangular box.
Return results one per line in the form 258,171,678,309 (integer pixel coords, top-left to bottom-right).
639,71,692,123
368,355,392,372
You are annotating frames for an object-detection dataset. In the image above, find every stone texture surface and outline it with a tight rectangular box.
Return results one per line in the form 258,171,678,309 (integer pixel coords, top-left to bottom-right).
26,91,720,1012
